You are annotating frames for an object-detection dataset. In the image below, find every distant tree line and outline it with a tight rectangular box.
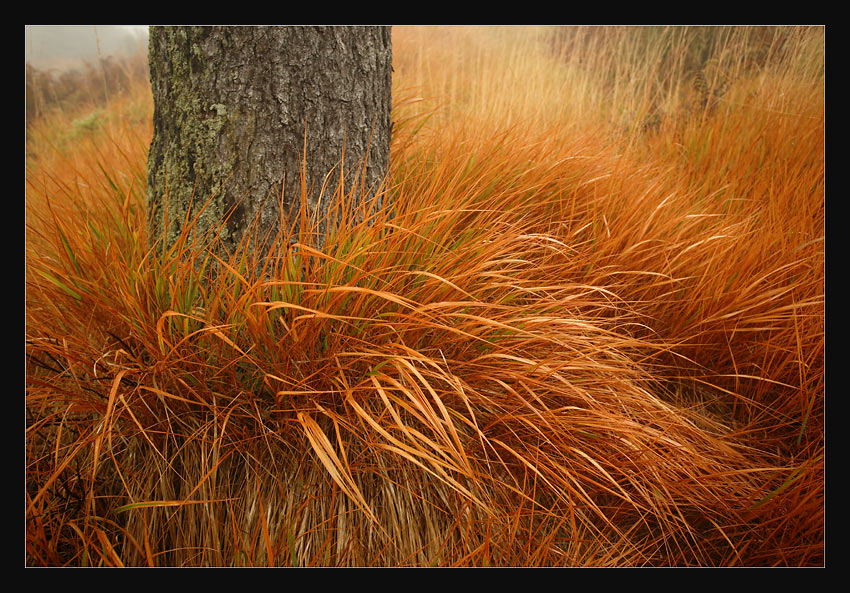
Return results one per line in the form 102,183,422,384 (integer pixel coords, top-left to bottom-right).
548,26,807,85
25,53,149,127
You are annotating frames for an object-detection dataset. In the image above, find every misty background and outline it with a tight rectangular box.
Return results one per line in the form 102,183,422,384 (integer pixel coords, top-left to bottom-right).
25,26,149,70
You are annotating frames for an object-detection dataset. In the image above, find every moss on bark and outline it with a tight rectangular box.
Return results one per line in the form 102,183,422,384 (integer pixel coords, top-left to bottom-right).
146,26,392,256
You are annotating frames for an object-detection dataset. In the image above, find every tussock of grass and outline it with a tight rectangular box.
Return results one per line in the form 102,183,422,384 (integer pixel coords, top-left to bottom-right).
26,26,824,566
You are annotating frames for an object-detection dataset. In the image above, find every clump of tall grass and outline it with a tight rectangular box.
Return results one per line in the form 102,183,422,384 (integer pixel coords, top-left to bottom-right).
26,26,823,566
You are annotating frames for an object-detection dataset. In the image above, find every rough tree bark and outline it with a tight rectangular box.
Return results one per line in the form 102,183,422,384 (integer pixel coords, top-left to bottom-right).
146,25,392,256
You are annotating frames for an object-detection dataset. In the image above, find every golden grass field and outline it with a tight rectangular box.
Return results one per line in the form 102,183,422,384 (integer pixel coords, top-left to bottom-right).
25,25,825,566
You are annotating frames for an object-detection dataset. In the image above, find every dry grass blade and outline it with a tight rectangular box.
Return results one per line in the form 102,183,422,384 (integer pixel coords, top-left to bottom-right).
297,411,383,530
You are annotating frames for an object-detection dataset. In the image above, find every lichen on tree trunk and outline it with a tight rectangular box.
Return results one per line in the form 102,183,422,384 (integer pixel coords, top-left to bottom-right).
146,25,392,256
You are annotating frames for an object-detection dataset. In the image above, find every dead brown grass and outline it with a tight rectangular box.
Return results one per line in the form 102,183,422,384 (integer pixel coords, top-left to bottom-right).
26,25,824,566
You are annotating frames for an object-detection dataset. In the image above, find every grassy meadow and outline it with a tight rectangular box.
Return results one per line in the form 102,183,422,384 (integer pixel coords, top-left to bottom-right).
25,26,825,566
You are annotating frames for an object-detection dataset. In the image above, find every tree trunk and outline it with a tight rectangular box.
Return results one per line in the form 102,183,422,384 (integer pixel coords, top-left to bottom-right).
146,25,392,256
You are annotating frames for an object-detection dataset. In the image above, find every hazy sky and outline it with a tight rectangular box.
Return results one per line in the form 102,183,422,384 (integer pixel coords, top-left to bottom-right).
25,25,148,69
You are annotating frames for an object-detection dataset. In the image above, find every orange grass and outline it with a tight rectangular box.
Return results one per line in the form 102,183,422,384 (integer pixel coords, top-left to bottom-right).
26,25,824,566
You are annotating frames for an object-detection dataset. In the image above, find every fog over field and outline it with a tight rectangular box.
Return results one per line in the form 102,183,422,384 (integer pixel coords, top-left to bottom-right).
25,25,148,70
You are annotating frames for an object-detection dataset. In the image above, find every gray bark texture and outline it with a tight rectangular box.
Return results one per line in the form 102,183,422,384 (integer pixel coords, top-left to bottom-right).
146,25,392,256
